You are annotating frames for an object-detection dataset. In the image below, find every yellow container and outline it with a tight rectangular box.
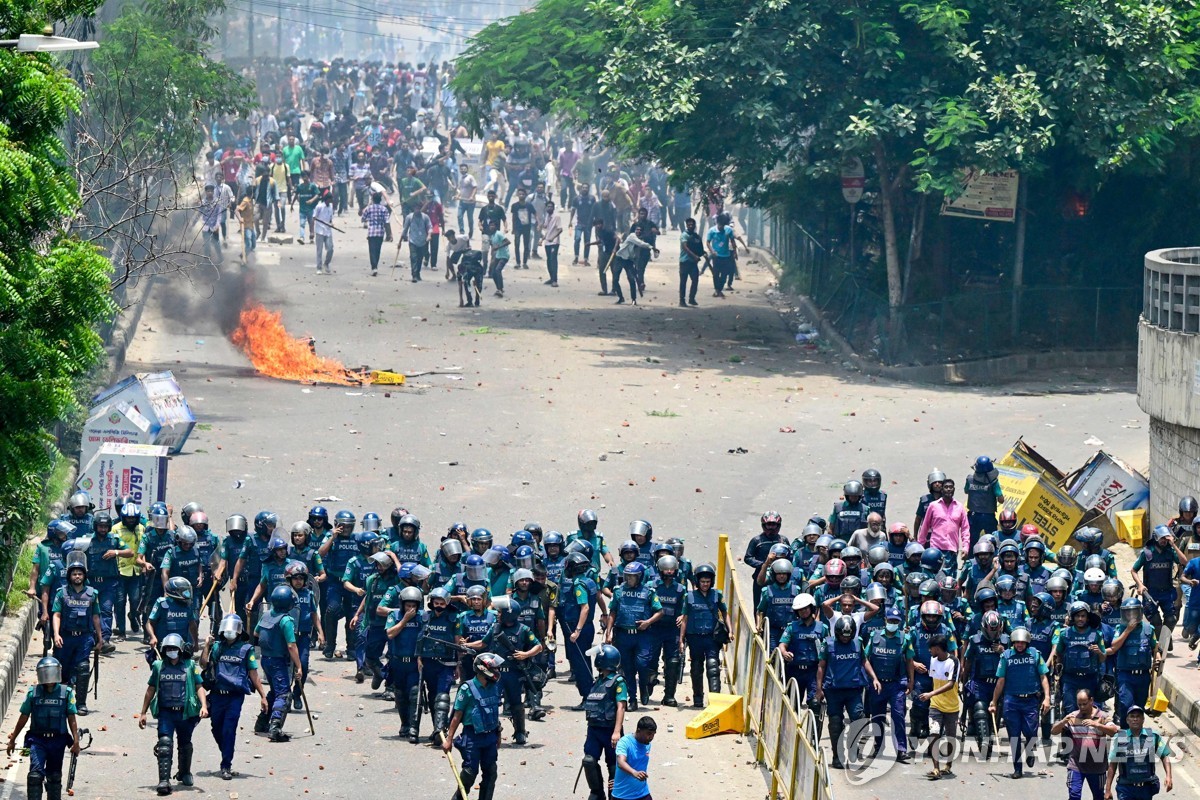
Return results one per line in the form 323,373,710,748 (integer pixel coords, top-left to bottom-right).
369,370,406,386
685,693,745,739
1115,508,1146,549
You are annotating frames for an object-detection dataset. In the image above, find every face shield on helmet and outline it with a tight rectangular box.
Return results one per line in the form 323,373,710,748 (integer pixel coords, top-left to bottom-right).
175,526,197,547
218,614,244,641
841,546,863,569
577,509,598,535
161,633,185,660
926,470,946,491
149,502,169,530
441,538,464,560
464,554,487,582
995,576,1017,600
623,562,646,588
864,582,888,604
1057,545,1079,570
333,510,356,533
1102,579,1124,604
471,528,494,554
668,537,685,558
36,657,63,685
862,468,881,491
514,545,535,571
361,512,382,533
398,514,420,540
1120,598,1143,625
770,558,794,582
630,519,653,542
656,555,679,577
1010,627,1031,647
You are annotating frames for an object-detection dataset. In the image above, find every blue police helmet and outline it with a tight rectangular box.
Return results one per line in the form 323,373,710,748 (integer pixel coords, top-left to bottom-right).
270,585,297,612
594,644,621,671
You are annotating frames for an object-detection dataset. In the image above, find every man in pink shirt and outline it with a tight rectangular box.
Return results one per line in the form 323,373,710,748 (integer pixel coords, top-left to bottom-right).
917,478,970,572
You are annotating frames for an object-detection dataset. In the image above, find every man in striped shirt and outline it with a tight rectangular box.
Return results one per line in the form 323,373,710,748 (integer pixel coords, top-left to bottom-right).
360,192,391,277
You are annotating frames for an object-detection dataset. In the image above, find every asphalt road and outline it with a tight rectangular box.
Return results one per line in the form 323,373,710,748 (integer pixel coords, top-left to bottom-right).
3,204,1190,800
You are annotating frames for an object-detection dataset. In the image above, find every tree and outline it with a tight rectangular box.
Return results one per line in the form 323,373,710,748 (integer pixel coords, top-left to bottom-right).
0,0,116,560
455,0,1200,315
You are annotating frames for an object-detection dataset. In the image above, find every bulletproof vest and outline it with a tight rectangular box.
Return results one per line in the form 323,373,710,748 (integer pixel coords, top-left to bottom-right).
543,555,566,587
1118,732,1159,783
1001,648,1041,695
863,490,888,518
488,622,529,662
785,619,824,664
1115,622,1154,670
29,684,71,735
158,661,189,708
1021,565,1052,598
654,580,685,623
434,556,464,585
969,633,1008,683
196,534,219,575
1102,603,1121,629
241,533,272,579
997,599,1026,630
867,629,905,681
1077,590,1106,614
85,534,119,578
464,680,501,732
43,545,65,592
513,592,541,629
945,597,971,638
995,530,1020,547
831,502,867,540
1140,546,1176,592
614,585,653,630
915,494,935,526
291,589,317,633
764,583,799,631
260,559,289,592
289,544,320,575
257,611,289,658
823,636,866,689
156,598,194,641
213,641,253,694
60,586,96,633
224,535,247,579
387,612,422,658
389,536,424,564
560,578,598,627
1027,619,1056,659
964,474,997,513
963,563,991,599
1063,627,1103,674
418,609,459,661
364,575,397,626
325,534,358,574
459,611,496,642
62,513,93,537
687,590,719,635
168,546,201,585
887,542,908,569
635,542,656,572
911,623,952,667
348,556,375,588
584,675,619,725
860,609,885,640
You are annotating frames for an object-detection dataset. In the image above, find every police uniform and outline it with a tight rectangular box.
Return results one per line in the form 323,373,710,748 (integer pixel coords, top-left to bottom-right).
996,644,1049,776
139,528,176,634
820,631,868,766
234,531,274,632
291,584,320,694
964,470,1002,545
609,582,662,705
1133,545,1183,629
451,676,502,800
386,607,424,738
779,617,825,709
358,570,398,684
420,605,463,738
582,671,629,795
863,489,888,519
255,609,297,728
865,626,908,757
455,609,497,688
34,536,67,651
1108,723,1170,800
388,531,432,566
147,655,204,789
1055,625,1104,715
51,584,100,707
560,573,601,698
757,581,800,652
567,530,611,573
195,527,222,623
829,501,868,543
341,553,374,670
682,587,727,706
206,639,259,772
85,531,122,642
319,531,359,657
649,574,685,704
904,621,956,739
1111,619,1157,727
162,543,202,616
480,619,540,740
18,682,76,800
148,595,198,652
220,532,250,628
963,631,1008,729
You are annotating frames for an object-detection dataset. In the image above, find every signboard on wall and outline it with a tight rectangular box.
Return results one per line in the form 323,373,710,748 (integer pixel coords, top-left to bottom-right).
941,169,1020,221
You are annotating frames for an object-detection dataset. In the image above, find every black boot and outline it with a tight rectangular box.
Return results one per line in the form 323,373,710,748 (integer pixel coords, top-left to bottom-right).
45,771,62,800
581,756,605,800
26,774,44,800
691,664,705,708
431,693,452,745
478,762,498,800
396,689,413,739
73,669,91,716
254,710,270,733
155,736,173,795
828,717,846,769
512,705,528,745
451,769,477,800
175,742,194,786
268,719,291,742
663,660,681,707
408,687,422,744
705,656,721,694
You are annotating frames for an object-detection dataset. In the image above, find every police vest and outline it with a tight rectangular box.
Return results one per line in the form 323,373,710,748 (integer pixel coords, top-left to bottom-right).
863,490,888,518
387,613,422,659
964,474,997,513
911,623,953,667
763,584,799,633
289,544,321,575
224,535,247,581
363,574,397,627
1062,627,1103,674
784,620,824,665
158,661,189,708
614,585,653,630
258,612,290,658
241,533,272,580
86,535,119,578
145,530,175,570
291,589,317,633
29,685,71,736
419,609,459,661
168,546,201,585
997,600,1026,629
390,537,425,564
1021,565,1053,598
460,611,496,642
584,675,620,726
655,581,685,626
513,592,542,629
544,556,566,587
686,590,720,636
1027,619,1056,659
154,598,194,642
823,636,867,689
1001,648,1042,695
1048,601,1071,628
560,578,598,627
212,641,254,694
831,502,867,540
963,563,991,600
1115,623,1154,671
1076,591,1106,615
435,556,464,585
464,680,501,733
887,542,908,570
325,534,358,574
1140,547,1176,593
59,586,97,634
43,544,65,592
1117,731,1160,784
867,630,905,681
969,633,1008,684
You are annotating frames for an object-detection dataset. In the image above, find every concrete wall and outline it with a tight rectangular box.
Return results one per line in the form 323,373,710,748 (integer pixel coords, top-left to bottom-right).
1147,418,1200,526
1138,318,1200,523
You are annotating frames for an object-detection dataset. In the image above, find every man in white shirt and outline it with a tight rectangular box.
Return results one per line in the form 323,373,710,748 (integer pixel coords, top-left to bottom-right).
457,165,478,239
216,181,236,246
312,191,335,275
541,201,563,287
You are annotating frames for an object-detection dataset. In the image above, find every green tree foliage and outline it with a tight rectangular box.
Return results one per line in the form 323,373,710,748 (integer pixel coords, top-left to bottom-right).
0,0,116,556
455,0,1200,308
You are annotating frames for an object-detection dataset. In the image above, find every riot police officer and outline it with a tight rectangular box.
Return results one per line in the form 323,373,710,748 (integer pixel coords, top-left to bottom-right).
352,551,397,694
991,627,1051,779
915,471,947,541
1131,526,1186,640
649,555,685,706
60,492,94,536
830,484,869,543
1053,602,1107,715
455,586,497,686
7,657,81,800
435,537,466,587
964,456,1004,545
543,532,568,587
757,558,800,652
389,513,432,565
442,653,505,800
605,562,662,709
1104,705,1173,800
863,606,909,762
509,568,550,718
420,587,462,745
220,515,251,630
568,510,615,571
861,468,887,518
962,611,1008,750
386,586,426,741
147,577,199,668
189,512,221,624
33,521,73,655
287,521,326,586
817,616,867,769
86,511,124,653
745,512,788,606
139,633,208,795
480,600,542,745
229,510,278,637
629,520,656,571
1107,598,1161,727
316,510,359,658
286,561,324,708
139,504,175,644
679,563,727,708
200,614,266,780
777,594,825,721
254,585,303,742
1021,540,1054,599
561,552,605,701
1075,527,1119,578
905,600,956,741
50,553,102,716
161,526,202,616
580,644,629,800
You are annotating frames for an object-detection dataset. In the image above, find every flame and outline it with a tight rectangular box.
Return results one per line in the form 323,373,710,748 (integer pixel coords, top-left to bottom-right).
231,303,364,385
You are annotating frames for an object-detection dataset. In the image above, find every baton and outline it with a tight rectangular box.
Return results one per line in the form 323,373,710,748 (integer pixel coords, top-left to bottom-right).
92,646,99,699
445,747,470,798
66,728,92,795
199,580,221,621
299,681,316,736
573,760,584,793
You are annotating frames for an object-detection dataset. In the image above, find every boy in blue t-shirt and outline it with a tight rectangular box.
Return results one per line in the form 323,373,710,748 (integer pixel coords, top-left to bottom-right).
613,716,657,800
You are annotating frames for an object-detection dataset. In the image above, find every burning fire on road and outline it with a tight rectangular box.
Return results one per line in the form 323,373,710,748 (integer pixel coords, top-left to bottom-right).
231,303,368,386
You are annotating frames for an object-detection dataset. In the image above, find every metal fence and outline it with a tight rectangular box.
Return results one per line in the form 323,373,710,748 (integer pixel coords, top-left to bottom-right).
716,534,834,800
745,208,1140,364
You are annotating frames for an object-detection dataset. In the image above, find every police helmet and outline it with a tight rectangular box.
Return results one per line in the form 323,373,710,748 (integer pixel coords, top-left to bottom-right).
65,550,87,575
150,502,170,530
254,510,279,536
833,616,857,640
1074,527,1103,548
972,541,995,557
1083,554,1107,574
904,542,925,561
815,534,834,551
285,560,310,580
1069,600,1091,620
618,540,639,560
308,505,329,527
441,538,464,559
864,582,888,604
269,585,297,612
429,587,450,604
500,599,523,625
399,586,424,605
995,575,1017,596
1056,545,1079,570
1010,627,1032,644
176,526,197,546
926,470,947,490
770,558,794,576
188,511,209,531
669,537,685,557
657,555,679,574
1120,597,1142,624
522,522,544,541
793,594,816,612
802,523,823,542
623,562,646,585
630,519,653,540
160,633,185,659
564,553,590,578
513,568,534,585
842,546,863,565
921,547,944,572
1102,579,1124,604
471,528,494,547
919,579,939,599
483,545,511,568
843,480,864,500
166,577,193,601
474,653,505,681
179,502,203,526
594,644,621,671
1151,524,1173,543
862,469,882,490
465,585,488,601
975,587,998,606
92,510,113,534
218,614,244,640
577,509,599,532
841,576,862,594
268,536,288,554
873,562,894,578
1083,568,1106,588
544,531,565,550
36,656,63,685
1025,540,1047,556
69,491,92,512
334,510,356,529
226,514,248,535
974,455,995,475
1180,496,1199,516
1030,592,1053,619
48,520,75,540
566,539,595,562
1045,576,1070,594
514,545,535,570
904,572,925,594
693,563,716,583
867,544,889,566
361,512,382,532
